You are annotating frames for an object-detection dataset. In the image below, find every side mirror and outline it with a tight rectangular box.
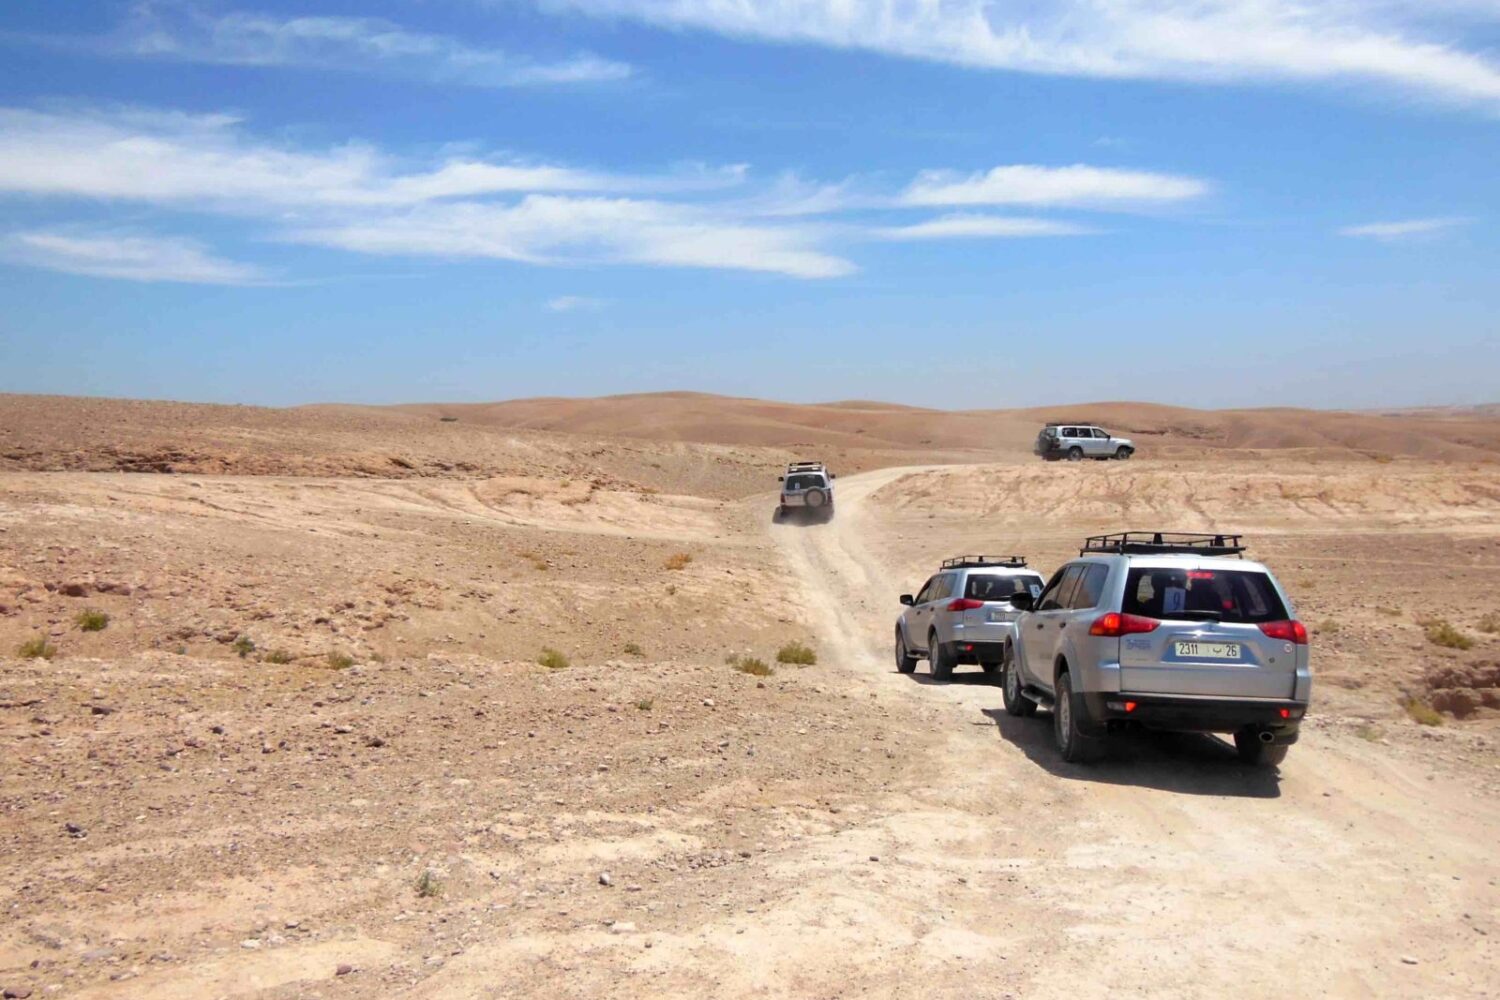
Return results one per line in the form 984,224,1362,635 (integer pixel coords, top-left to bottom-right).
1009,593,1035,612
899,594,914,606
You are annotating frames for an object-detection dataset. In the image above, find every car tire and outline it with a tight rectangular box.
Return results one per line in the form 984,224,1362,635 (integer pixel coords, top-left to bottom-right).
1053,671,1102,763
929,632,953,680
1066,447,1083,462
1234,731,1289,767
1115,446,1132,460
1002,657,1037,717
895,629,917,674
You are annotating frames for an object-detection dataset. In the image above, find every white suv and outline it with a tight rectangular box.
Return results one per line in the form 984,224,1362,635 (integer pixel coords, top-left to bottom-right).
1004,532,1311,766
896,557,1045,680
776,461,835,521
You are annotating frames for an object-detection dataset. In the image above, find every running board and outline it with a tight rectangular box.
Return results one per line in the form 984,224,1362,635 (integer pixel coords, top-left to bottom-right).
1022,685,1054,710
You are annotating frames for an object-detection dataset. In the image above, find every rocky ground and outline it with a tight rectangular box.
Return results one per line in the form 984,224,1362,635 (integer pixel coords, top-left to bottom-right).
1,397,1498,998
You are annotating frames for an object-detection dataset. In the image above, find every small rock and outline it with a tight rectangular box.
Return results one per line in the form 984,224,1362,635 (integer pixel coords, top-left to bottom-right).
599,872,613,887
335,964,353,977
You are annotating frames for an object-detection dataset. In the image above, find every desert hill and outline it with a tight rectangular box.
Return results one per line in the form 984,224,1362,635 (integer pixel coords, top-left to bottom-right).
3,393,1499,494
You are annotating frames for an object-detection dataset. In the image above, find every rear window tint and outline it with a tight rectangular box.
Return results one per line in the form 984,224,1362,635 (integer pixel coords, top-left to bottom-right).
965,574,1043,601
1123,568,1288,623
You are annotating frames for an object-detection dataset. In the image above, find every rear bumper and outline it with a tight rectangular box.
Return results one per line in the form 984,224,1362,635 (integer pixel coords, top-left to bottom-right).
947,639,1007,664
1083,692,1308,740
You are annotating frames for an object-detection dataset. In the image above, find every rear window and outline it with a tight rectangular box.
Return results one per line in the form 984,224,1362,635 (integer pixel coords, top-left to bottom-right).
1123,568,1288,623
784,474,824,490
965,574,1043,602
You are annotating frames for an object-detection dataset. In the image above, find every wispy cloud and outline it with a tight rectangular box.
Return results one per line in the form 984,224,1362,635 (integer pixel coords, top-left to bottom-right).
0,104,1207,280
547,295,606,311
41,4,632,88
1,229,265,284
902,164,1208,208
1338,216,1471,241
875,214,1093,240
543,0,1500,111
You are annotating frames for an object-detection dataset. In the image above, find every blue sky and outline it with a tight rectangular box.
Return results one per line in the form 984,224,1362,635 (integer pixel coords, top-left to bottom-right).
0,1,1496,409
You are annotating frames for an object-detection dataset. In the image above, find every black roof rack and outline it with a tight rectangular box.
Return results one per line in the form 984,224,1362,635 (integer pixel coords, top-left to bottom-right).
1080,532,1245,557
941,555,1028,570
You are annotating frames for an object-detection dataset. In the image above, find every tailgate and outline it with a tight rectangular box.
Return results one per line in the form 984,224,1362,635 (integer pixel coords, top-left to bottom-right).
1119,621,1298,699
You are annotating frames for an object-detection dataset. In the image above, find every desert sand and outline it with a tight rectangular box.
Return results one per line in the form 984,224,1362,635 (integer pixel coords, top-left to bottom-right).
1,392,1497,998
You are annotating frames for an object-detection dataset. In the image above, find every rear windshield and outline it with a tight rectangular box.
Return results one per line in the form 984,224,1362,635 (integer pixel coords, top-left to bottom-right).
965,574,1043,602
784,474,825,490
1123,567,1288,623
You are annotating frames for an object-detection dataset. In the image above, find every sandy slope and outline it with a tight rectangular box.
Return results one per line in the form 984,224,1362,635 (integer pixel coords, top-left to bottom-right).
2,397,1499,998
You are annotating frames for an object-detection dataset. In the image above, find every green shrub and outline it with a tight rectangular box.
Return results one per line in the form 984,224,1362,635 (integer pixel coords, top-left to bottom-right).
776,641,817,665
75,609,109,632
727,653,772,677
415,869,443,898
1421,619,1474,650
18,637,57,660
1402,697,1443,726
538,647,570,670
326,651,355,670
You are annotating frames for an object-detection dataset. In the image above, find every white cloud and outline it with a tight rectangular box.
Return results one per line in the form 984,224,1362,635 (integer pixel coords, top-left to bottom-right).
875,214,1093,240
543,0,1500,110
1,229,265,284
547,295,605,311
0,104,1202,280
1338,216,1470,241
288,195,856,278
902,164,1208,208
0,107,678,208
65,4,631,87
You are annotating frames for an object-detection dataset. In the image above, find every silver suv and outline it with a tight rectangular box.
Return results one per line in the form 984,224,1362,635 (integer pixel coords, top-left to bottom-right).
776,461,835,521
1004,532,1310,766
896,556,1045,680
1036,423,1135,461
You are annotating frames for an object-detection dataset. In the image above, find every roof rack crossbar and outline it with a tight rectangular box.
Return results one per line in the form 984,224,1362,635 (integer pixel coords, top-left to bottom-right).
940,555,1028,570
1079,531,1245,558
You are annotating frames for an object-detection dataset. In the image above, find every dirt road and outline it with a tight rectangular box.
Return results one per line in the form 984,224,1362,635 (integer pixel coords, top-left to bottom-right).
767,466,1498,998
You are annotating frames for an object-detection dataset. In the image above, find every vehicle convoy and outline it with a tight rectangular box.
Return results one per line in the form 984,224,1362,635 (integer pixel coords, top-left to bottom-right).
776,461,836,521
1035,423,1135,461
1003,532,1310,766
895,556,1046,680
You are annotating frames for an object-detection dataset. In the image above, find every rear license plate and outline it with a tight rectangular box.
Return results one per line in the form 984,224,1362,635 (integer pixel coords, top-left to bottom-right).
1175,641,1241,660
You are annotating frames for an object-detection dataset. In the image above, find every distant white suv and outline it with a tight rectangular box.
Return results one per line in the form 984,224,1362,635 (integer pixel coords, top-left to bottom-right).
1004,532,1311,766
895,556,1045,680
1036,423,1135,461
776,461,835,521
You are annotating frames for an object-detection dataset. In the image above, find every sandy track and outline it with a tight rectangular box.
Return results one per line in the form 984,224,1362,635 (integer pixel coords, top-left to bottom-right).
767,466,1499,998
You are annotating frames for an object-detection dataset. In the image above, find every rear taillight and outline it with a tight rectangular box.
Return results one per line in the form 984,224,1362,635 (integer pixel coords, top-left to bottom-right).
946,598,985,612
1258,620,1308,645
1089,612,1160,637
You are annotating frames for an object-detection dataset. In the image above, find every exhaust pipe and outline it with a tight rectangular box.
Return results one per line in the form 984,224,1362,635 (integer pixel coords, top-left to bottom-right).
1258,730,1275,744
